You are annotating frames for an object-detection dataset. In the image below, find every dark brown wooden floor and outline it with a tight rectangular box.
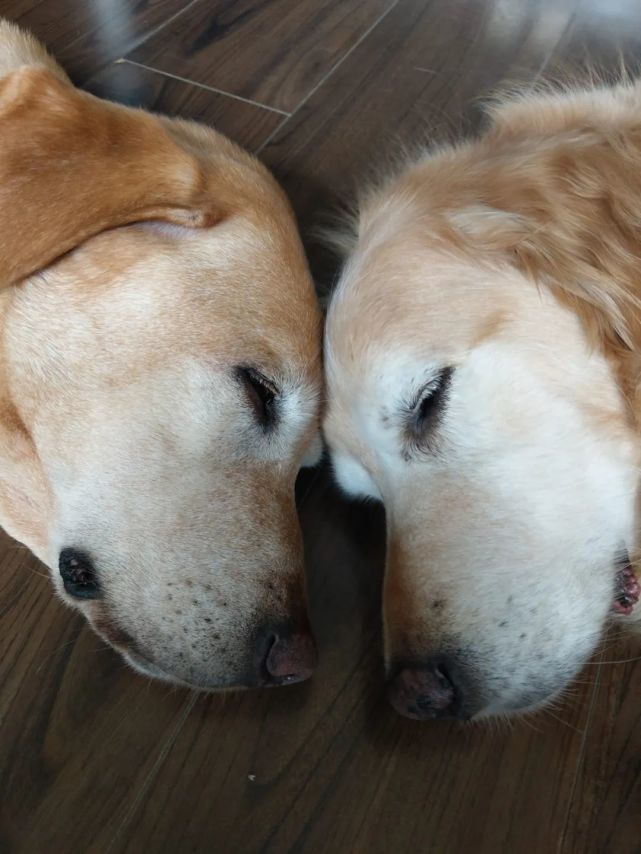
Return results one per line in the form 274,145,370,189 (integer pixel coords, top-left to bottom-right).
2,1,641,851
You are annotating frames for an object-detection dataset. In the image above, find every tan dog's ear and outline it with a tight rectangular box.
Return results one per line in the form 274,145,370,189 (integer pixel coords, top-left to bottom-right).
0,66,222,288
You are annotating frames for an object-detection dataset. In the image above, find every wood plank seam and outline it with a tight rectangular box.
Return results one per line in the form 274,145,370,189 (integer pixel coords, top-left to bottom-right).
255,0,401,156
119,58,292,116
77,0,204,80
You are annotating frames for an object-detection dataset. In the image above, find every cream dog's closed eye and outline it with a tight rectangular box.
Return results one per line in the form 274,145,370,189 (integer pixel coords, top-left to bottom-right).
0,20,322,691
324,79,641,720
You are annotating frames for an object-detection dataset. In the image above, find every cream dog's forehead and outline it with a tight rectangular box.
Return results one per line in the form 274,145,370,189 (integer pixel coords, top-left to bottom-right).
326,266,507,440
328,254,511,376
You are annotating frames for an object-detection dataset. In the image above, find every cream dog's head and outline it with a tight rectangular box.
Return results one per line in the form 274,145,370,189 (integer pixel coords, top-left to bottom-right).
325,81,641,719
0,56,322,690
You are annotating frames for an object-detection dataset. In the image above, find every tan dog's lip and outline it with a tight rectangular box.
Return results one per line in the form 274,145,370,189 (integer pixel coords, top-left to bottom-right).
124,650,314,693
124,650,177,683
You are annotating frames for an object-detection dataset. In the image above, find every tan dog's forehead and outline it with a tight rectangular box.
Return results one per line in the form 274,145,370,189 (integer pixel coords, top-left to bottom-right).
18,214,321,381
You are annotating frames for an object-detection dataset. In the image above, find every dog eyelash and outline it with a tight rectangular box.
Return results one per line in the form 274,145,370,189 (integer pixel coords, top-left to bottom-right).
402,367,454,455
236,366,280,430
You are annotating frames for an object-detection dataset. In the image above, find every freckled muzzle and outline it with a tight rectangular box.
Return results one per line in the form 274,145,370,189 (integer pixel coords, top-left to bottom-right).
95,615,318,691
62,549,318,691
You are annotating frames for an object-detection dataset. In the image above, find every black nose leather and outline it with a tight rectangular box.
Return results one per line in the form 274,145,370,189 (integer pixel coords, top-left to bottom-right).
59,548,100,599
387,658,466,720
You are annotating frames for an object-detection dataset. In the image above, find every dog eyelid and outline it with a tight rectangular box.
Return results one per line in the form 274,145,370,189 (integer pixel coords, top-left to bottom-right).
236,365,280,430
402,366,454,455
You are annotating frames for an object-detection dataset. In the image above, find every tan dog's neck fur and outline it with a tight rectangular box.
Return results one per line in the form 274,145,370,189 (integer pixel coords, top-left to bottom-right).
365,82,641,429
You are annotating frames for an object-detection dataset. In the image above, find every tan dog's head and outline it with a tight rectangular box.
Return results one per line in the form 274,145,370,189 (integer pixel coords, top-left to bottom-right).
325,82,641,719
0,66,322,690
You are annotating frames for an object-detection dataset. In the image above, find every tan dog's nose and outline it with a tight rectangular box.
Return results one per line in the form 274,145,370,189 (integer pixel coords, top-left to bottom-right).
387,659,468,720
256,621,317,686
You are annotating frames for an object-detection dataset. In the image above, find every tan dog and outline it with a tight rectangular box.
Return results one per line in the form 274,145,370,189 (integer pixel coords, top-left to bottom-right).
325,80,641,719
0,21,322,690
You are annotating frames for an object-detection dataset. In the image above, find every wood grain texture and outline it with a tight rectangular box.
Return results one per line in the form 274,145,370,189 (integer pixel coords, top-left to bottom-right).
85,61,284,152
1,0,196,82
127,0,395,113
561,633,641,854
112,473,596,854
0,530,195,853
547,0,641,74
1,0,641,852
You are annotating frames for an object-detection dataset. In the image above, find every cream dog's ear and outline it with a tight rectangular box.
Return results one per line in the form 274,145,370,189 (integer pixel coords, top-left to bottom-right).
0,66,223,288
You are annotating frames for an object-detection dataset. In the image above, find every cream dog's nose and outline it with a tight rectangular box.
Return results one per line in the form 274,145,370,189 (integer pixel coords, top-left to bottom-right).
387,659,467,720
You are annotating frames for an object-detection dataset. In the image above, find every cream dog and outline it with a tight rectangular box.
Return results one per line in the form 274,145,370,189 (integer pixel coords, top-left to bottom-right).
325,80,641,719
0,21,322,690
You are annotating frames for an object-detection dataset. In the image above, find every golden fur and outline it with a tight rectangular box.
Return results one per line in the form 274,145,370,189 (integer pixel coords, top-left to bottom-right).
325,78,641,717
0,20,322,690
